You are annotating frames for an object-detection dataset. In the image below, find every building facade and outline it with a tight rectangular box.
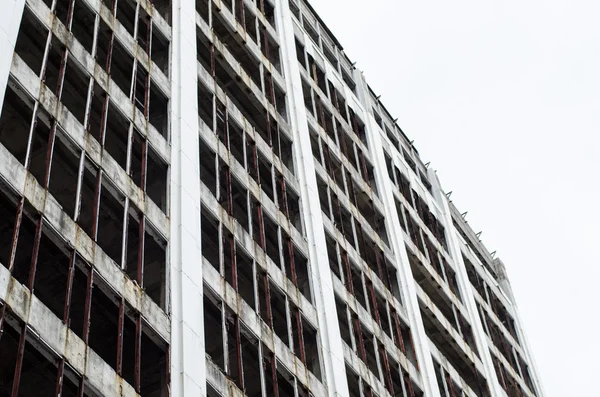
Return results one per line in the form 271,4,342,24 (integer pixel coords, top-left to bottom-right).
0,0,543,396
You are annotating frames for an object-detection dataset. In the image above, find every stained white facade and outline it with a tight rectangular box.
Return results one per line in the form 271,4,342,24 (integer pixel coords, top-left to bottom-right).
0,0,542,396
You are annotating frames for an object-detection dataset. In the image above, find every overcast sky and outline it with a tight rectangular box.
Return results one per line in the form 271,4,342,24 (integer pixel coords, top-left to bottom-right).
310,0,600,395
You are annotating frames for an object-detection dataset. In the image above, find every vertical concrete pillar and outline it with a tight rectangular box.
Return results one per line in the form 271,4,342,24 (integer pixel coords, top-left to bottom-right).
433,174,505,397
170,0,205,395
275,1,350,396
362,110,442,397
0,0,25,107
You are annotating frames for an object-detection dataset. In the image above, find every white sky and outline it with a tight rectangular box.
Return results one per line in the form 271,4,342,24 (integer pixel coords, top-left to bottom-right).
310,0,600,395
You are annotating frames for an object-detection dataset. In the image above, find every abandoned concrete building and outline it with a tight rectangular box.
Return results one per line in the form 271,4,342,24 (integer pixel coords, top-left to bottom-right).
0,0,543,396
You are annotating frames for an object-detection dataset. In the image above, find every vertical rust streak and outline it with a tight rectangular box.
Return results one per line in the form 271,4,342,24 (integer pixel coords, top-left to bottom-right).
141,140,148,192
341,252,354,295
137,216,146,286
379,345,394,395
270,354,279,397
263,273,272,328
55,359,65,397
234,316,244,390
230,234,237,291
295,309,306,364
408,326,419,371
77,376,85,397
353,317,367,362
116,298,125,375
166,345,171,397
106,31,115,73
82,270,94,344
27,218,44,291
286,238,297,286
367,283,381,325
0,305,5,342
65,0,76,30
404,372,415,397
98,94,110,146
91,172,102,241
256,204,266,252
135,314,142,393
10,325,28,397
42,123,57,189
8,199,24,272
210,44,216,78
392,310,407,355
63,251,77,324
446,373,456,397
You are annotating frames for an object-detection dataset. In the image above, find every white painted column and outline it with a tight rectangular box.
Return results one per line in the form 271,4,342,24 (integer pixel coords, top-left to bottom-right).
363,115,442,397
170,0,205,396
276,1,350,396
0,0,25,106
493,259,546,397
433,173,505,397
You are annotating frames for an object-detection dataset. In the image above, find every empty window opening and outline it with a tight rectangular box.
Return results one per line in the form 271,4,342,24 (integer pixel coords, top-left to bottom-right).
48,132,81,219
152,0,172,24
241,329,263,396
236,245,256,310
88,276,120,372
144,225,167,309
275,364,296,397
110,39,134,97
269,283,289,346
10,201,38,287
146,145,168,212
116,0,137,38
258,153,274,202
71,0,96,54
335,298,352,346
149,83,169,139
104,100,131,169
196,0,209,23
77,158,99,238
201,208,220,271
31,224,71,320
120,303,138,386
87,82,107,142
262,214,280,268
350,265,367,309
0,183,20,268
228,121,245,167
14,8,48,76
0,81,35,166
361,328,379,376
345,365,361,397
199,136,217,196
230,176,249,233
67,257,89,339
197,81,214,129
203,293,225,371
27,107,52,188
293,246,311,301
151,24,170,74
95,20,112,73
303,319,321,380
277,132,294,173
96,180,125,266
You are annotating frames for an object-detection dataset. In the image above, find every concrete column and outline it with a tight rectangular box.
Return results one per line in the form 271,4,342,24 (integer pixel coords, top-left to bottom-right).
170,0,205,396
0,0,25,107
362,112,442,397
493,259,546,396
433,174,505,397
275,1,350,396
